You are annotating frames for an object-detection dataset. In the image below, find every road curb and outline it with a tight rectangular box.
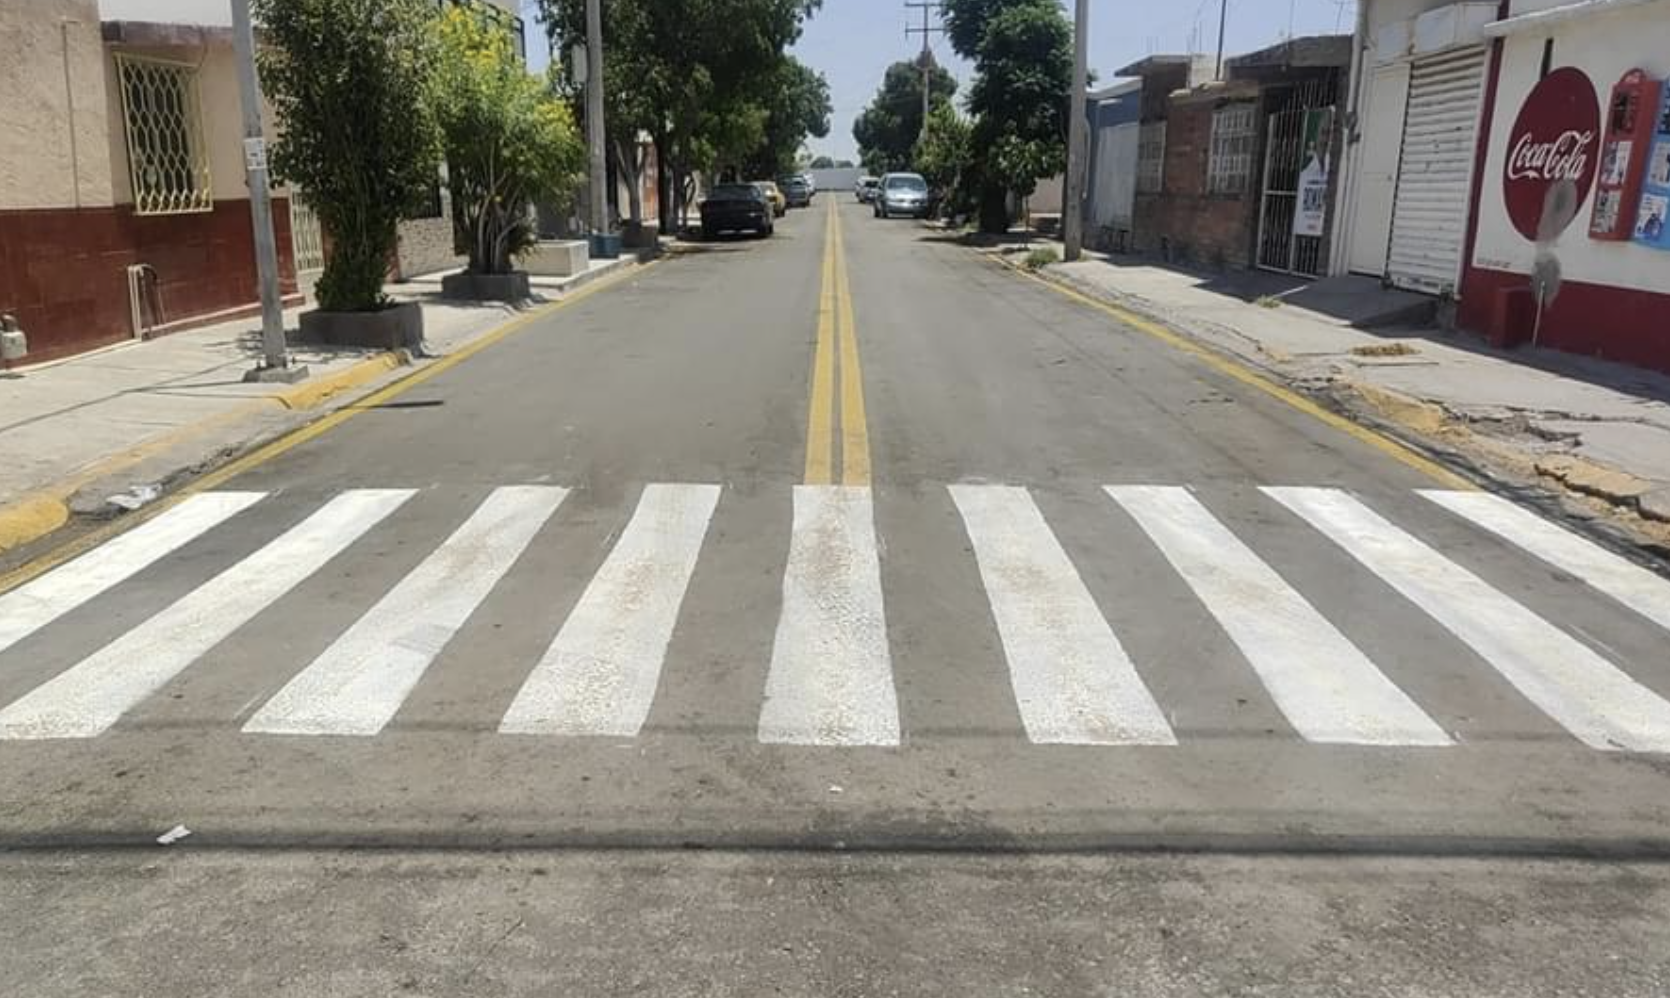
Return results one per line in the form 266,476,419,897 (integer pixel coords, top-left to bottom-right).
0,256,658,585
992,252,1670,559
0,494,71,554
272,349,412,411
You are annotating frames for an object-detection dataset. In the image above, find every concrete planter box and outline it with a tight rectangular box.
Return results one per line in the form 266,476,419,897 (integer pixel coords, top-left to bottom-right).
521,240,590,277
441,270,532,302
298,301,423,352
621,221,659,250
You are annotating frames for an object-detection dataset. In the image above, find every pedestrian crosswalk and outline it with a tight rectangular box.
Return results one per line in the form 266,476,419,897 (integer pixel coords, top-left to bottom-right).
2,481,1669,752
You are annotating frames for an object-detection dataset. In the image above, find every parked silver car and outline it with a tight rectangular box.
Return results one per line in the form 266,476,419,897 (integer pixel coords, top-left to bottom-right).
873,172,929,219
855,176,881,202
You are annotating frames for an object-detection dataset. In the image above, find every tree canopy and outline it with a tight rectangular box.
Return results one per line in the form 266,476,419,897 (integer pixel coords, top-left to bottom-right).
435,7,585,275
537,0,827,226
852,56,957,175
941,0,1071,231
256,0,441,310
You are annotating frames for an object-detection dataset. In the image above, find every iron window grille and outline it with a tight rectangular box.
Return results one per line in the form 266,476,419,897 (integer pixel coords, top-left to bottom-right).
115,53,214,216
1208,103,1257,195
1137,121,1166,194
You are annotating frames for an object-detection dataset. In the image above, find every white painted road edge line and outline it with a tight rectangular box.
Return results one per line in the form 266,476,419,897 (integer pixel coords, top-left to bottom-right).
247,486,568,736
951,484,1175,746
0,489,414,740
0,492,267,657
1267,487,1670,753
1109,486,1450,746
759,485,900,746
500,483,719,737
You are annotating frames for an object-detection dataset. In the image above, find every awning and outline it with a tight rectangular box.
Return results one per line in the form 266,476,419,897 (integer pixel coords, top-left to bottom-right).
1484,0,1665,37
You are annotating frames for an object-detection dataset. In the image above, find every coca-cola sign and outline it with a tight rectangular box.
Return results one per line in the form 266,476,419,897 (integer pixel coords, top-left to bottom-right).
1503,67,1600,240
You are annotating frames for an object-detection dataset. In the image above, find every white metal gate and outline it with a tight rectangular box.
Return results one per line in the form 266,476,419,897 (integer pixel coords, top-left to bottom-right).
1385,46,1488,294
289,194,326,273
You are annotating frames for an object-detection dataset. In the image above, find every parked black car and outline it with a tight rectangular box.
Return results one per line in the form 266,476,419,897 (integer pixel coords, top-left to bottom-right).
699,184,775,239
780,176,813,208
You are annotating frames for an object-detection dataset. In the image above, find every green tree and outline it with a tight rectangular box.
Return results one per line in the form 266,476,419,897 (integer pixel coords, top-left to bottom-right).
941,0,1071,232
853,56,957,175
538,0,821,230
256,0,441,311
435,7,586,275
914,103,973,213
809,155,835,169
742,56,832,178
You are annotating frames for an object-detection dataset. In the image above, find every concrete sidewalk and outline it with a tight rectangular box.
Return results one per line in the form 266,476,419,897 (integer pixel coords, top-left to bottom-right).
0,255,639,558
996,243,1670,549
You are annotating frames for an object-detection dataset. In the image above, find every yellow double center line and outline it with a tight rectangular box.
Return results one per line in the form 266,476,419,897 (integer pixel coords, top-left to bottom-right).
804,198,871,485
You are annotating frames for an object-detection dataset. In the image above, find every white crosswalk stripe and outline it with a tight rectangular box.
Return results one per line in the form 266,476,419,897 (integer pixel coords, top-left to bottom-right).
1267,486,1670,753
0,490,413,740
2,481,1667,752
1109,486,1450,746
246,486,568,736
0,492,266,657
500,483,719,737
953,484,1175,746
759,485,899,746
1420,489,1670,633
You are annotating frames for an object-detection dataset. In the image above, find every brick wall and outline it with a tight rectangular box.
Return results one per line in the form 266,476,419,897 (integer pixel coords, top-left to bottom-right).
0,199,298,365
1132,95,1259,270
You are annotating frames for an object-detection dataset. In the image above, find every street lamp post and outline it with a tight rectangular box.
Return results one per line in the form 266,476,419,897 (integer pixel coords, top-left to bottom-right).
1062,0,1089,261
584,0,612,256
231,0,306,383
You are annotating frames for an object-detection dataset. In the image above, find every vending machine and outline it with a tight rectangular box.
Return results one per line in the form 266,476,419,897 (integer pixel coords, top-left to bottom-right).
1589,69,1661,241
1632,79,1670,251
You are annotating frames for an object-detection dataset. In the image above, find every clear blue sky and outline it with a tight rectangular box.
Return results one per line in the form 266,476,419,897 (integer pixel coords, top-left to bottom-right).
523,0,1358,163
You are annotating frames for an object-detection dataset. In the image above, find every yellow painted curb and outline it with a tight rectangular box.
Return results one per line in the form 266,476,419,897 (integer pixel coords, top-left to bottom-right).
273,350,411,411
995,255,1476,491
0,257,656,593
0,495,70,554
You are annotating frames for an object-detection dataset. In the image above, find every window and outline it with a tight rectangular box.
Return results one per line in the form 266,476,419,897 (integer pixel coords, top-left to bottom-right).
1208,103,1257,195
115,54,213,216
1137,121,1166,194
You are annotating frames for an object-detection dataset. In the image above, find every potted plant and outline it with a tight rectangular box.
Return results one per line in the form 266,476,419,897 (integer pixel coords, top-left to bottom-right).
435,7,586,302
256,0,443,350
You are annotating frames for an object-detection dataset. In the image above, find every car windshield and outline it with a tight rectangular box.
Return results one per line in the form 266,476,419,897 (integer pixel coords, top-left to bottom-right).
13,0,1668,990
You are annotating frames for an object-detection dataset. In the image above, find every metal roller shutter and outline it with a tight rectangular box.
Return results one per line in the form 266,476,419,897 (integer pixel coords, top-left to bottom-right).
1387,46,1488,294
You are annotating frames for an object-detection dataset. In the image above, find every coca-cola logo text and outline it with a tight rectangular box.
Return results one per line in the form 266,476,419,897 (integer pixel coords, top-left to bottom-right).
1503,68,1600,241
1506,129,1595,182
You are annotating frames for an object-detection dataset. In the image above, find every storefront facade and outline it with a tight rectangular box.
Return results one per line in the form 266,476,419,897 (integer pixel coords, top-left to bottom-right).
1458,0,1670,374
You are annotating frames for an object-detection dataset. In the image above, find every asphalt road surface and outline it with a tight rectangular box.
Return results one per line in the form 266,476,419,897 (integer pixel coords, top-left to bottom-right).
4,200,1670,996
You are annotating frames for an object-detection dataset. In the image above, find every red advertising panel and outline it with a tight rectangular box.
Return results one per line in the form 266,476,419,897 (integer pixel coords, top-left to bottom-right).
1503,67,1601,242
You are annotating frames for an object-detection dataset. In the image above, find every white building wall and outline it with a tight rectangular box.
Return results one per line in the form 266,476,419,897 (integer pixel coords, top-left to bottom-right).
1334,0,1497,277
1470,1,1670,294
1,0,117,210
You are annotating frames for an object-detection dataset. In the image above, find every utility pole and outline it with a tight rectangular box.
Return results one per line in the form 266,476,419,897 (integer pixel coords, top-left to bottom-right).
1215,0,1228,80
231,0,305,384
1062,0,1090,261
904,1,945,142
584,0,612,255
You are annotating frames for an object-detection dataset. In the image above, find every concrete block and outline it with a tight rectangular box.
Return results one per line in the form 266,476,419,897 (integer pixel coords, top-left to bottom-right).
1639,488,1670,524
298,301,424,351
521,240,590,277
441,271,532,303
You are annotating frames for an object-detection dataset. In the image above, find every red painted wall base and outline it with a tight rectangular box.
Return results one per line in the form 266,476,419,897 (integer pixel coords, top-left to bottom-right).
0,200,299,366
1458,266,1670,376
